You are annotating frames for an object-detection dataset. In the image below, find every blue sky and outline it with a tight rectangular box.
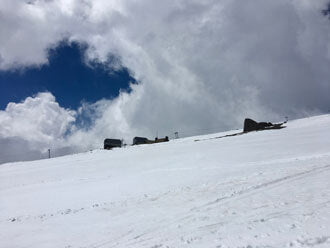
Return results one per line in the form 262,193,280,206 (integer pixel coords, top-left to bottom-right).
0,41,135,110
1,0,330,164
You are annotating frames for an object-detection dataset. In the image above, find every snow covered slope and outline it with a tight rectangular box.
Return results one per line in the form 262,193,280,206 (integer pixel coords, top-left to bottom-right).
1,115,330,248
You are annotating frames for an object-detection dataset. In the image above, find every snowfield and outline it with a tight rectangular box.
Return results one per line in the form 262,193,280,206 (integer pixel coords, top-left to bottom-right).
1,115,330,248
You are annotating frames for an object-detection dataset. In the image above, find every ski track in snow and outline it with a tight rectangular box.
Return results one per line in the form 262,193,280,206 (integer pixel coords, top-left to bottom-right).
94,163,330,248
1,115,330,248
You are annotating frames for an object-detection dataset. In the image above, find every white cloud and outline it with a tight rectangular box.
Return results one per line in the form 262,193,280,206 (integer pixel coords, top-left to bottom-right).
0,92,75,142
1,0,330,163
0,92,76,163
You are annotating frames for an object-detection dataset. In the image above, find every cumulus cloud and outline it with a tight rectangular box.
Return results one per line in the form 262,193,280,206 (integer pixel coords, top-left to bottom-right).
0,92,75,141
1,0,330,163
0,92,76,163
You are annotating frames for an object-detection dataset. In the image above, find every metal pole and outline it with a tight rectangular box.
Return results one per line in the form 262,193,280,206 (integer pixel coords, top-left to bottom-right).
48,149,51,159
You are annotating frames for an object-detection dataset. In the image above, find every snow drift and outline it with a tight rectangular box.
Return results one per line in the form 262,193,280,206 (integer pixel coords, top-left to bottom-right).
1,114,330,248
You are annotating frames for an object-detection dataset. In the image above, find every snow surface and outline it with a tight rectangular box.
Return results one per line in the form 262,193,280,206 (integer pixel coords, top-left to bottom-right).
1,115,330,248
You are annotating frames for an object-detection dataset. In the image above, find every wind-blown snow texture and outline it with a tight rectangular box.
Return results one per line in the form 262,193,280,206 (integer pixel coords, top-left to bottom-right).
1,115,330,248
